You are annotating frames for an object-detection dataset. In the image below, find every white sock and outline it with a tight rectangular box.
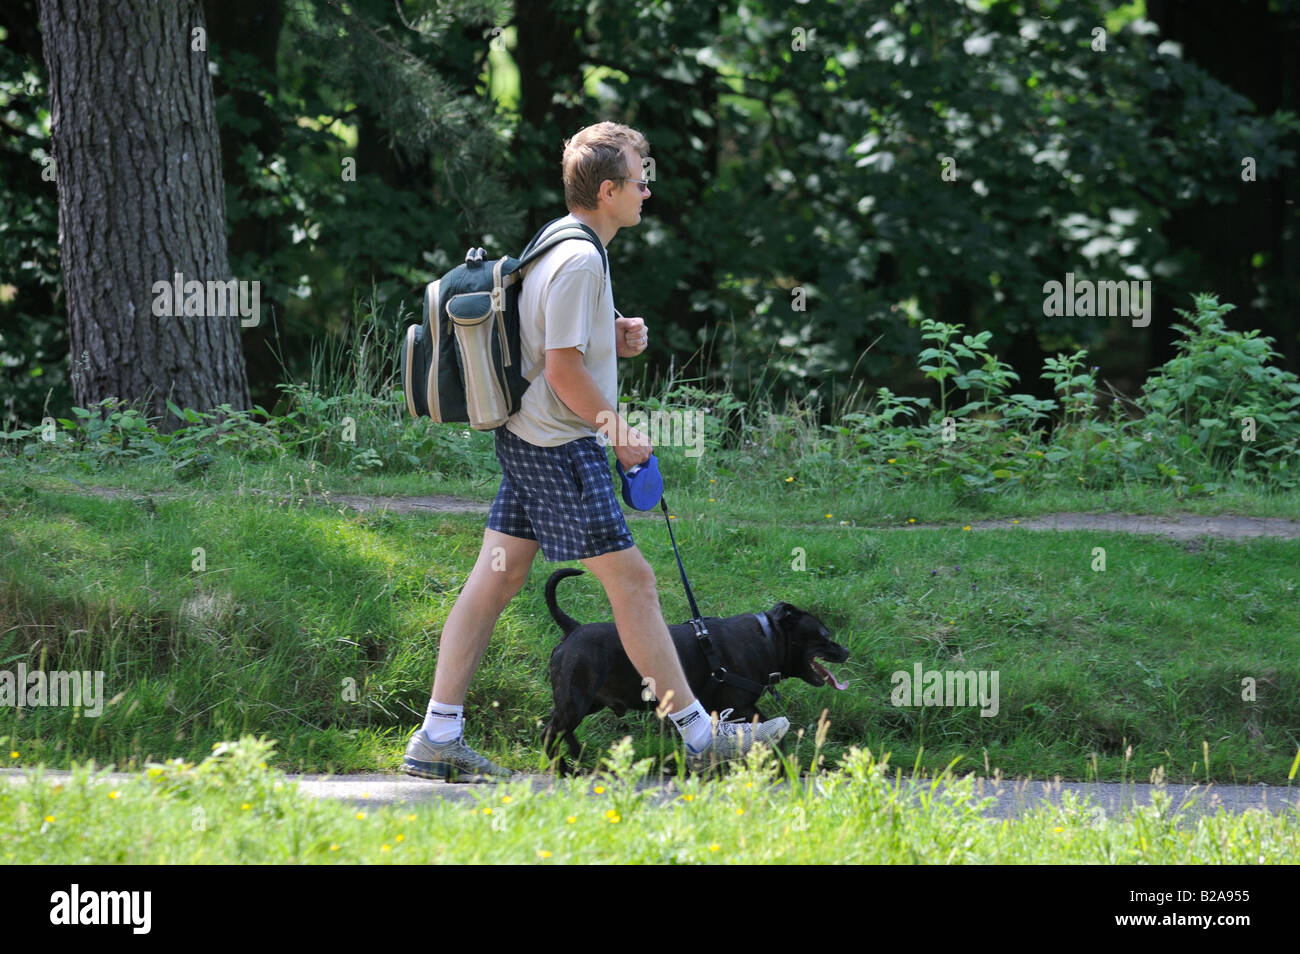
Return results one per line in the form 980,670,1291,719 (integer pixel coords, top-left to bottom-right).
669,700,712,751
422,699,464,744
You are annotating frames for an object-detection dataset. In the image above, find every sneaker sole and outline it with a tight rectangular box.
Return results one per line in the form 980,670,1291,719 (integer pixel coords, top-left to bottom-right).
402,756,508,782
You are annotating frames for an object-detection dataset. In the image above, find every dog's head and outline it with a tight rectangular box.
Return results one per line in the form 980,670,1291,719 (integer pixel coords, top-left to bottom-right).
767,603,850,691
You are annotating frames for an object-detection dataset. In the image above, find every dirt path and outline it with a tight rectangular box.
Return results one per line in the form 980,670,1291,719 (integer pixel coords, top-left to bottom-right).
905,512,1300,541
62,484,1300,540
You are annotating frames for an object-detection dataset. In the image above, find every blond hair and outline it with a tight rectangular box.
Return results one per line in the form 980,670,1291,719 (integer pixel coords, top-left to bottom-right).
562,122,650,211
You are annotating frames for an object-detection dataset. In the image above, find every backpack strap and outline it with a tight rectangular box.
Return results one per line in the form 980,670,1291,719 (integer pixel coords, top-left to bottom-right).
512,218,609,293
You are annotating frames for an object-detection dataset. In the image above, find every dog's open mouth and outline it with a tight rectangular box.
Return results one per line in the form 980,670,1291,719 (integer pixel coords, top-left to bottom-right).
811,658,848,690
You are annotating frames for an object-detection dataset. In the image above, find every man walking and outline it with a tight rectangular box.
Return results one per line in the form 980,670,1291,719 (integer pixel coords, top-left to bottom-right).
403,122,789,780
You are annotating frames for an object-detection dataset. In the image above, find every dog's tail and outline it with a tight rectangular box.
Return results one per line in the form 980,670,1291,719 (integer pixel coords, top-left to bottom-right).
544,568,585,638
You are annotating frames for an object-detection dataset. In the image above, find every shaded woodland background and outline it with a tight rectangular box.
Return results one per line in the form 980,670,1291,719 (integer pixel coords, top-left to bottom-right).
2,0,1296,428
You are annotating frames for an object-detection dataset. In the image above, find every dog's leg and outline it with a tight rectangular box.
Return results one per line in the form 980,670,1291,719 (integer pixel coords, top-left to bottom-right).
541,710,569,773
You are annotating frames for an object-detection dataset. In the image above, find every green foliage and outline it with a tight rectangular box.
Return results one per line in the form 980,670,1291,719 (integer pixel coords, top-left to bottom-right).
1135,294,1300,488
0,43,65,427
6,735,1300,863
6,0,1298,429
804,294,1298,498
6,292,1291,498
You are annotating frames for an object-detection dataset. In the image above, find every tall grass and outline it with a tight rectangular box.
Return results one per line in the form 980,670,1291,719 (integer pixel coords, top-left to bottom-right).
4,736,1298,864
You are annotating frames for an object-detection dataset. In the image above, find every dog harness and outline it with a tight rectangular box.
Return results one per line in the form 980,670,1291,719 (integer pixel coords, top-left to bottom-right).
659,498,784,704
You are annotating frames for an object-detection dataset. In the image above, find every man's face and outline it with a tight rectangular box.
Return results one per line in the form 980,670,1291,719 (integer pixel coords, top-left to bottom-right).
609,146,649,226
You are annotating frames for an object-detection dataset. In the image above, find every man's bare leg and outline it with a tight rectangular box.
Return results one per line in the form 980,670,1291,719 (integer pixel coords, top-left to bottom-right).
431,528,539,705
580,544,696,712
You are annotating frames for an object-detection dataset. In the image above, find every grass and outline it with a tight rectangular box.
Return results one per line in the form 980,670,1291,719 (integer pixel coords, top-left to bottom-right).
2,442,1298,784
3,736,1296,864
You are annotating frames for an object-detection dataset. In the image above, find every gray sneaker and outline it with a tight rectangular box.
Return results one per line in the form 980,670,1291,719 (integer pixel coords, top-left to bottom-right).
402,728,512,781
684,708,790,774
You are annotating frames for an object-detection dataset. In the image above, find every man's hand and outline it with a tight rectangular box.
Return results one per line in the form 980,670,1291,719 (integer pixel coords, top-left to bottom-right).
615,316,648,358
612,424,652,471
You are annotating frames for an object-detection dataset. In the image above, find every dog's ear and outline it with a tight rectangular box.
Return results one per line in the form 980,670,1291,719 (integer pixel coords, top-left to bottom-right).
768,602,795,622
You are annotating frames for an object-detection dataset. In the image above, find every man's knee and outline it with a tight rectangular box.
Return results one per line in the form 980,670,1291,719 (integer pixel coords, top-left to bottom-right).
477,533,535,602
587,547,658,601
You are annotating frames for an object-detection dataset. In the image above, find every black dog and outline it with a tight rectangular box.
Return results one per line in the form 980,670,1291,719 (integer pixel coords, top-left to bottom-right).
539,568,850,770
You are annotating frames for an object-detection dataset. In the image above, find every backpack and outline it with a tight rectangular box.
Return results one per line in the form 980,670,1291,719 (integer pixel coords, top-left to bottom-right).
399,217,608,430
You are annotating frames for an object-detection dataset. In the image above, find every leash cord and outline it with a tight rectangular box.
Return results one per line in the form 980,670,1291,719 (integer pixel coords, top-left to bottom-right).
658,497,704,622
657,496,779,700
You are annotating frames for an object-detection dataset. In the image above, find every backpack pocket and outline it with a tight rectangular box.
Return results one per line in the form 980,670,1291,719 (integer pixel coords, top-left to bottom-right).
446,289,510,428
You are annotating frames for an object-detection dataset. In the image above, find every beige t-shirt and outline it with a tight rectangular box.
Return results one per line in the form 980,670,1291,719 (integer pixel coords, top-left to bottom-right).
505,216,617,446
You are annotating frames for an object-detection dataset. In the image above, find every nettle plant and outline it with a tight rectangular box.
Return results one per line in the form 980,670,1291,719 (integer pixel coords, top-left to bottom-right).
826,296,1299,496
833,319,1063,493
1135,294,1300,489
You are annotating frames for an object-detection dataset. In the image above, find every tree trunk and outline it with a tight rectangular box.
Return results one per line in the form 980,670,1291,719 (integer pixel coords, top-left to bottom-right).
38,0,250,430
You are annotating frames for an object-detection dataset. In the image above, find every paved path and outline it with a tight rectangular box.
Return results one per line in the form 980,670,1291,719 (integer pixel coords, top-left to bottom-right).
4,768,1296,820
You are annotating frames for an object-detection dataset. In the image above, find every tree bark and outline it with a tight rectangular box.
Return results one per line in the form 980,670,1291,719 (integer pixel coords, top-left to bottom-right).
38,0,250,430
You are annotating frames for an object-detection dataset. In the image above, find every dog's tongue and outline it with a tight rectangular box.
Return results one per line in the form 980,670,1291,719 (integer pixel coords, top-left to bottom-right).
812,660,848,690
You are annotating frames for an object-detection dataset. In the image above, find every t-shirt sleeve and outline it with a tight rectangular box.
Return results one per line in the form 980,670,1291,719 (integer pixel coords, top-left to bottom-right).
542,249,604,354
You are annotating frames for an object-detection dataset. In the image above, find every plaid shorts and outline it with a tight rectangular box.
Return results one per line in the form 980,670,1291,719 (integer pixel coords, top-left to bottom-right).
487,426,635,562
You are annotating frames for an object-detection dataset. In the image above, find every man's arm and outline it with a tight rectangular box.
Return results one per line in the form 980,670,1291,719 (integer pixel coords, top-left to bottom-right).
544,347,651,470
